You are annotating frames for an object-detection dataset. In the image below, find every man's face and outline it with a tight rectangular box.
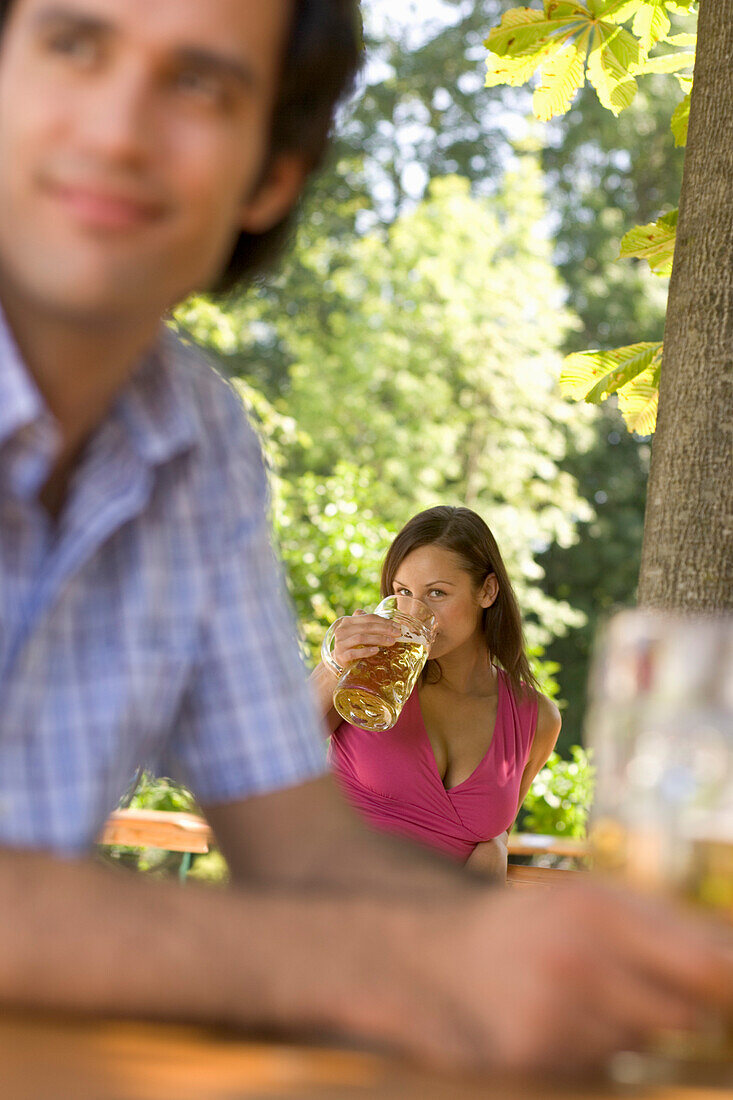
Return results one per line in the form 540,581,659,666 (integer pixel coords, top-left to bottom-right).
0,0,297,322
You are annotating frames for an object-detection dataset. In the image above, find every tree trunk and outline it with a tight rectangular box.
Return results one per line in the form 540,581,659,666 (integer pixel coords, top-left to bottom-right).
637,0,733,611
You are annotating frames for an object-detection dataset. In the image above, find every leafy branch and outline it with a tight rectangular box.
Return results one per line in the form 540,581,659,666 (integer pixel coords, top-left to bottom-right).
483,1,698,433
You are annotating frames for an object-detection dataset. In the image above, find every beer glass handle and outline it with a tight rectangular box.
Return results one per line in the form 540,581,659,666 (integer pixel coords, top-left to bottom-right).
321,619,346,677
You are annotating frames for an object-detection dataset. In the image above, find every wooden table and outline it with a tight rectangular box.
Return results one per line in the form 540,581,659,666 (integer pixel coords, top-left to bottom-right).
1,1012,727,1100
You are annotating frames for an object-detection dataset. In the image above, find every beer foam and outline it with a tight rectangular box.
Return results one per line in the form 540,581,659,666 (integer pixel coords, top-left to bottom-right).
376,609,431,647
398,629,429,647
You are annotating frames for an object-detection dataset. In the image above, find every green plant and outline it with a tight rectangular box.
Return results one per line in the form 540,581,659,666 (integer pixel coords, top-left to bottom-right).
127,773,196,813
519,745,595,837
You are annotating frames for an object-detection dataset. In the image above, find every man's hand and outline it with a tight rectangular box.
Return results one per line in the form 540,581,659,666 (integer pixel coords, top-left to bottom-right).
353,878,733,1075
205,781,733,1075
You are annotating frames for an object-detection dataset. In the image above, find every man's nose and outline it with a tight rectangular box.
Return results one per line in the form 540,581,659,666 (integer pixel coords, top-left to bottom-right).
75,64,156,168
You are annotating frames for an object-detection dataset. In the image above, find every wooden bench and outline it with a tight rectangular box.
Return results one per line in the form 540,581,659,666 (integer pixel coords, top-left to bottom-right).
98,810,590,887
99,809,212,854
506,834,590,860
506,864,586,888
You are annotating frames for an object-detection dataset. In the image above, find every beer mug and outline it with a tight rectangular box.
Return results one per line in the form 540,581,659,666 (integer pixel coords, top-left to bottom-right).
586,610,733,1084
321,595,437,732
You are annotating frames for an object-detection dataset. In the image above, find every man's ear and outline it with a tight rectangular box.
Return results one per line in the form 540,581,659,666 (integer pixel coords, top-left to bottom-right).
480,573,499,609
239,153,308,234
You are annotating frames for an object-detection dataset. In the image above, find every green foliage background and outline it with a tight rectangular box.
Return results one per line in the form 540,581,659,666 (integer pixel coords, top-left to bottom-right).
178,0,687,743
519,746,596,837
111,1,691,851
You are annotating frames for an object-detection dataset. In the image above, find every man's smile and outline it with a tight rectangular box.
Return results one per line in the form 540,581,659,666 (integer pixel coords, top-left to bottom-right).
40,176,168,232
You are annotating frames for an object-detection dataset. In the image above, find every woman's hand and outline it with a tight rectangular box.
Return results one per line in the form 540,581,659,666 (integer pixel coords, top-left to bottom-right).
310,611,400,732
331,610,401,671
464,833,508,882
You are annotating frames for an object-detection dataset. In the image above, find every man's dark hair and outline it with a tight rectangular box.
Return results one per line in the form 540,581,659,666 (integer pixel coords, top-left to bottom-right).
0,0,363,293
222,0,363,292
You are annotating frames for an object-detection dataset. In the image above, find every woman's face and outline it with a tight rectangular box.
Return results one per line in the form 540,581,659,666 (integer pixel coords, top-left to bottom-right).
391,544,497,661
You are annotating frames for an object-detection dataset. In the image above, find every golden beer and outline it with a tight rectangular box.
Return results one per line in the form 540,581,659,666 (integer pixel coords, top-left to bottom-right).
586,612,733,1086
333,639,428,731
592,824,733,1084
686,836,733,921
591,821,733,923
322,595,437,732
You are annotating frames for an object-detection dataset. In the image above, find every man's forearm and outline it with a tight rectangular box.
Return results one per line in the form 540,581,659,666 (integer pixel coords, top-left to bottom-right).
3,846,733,1077
205,777,481,899
0,847,411,1040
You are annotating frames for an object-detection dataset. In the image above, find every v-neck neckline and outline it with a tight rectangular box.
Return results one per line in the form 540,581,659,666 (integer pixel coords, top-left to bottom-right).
414,669,504,795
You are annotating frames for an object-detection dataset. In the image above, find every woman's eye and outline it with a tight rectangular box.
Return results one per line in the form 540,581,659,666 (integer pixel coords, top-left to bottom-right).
429,589,446,598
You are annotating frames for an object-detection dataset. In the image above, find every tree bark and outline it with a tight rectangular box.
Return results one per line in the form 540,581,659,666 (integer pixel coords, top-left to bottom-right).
637,0,733,612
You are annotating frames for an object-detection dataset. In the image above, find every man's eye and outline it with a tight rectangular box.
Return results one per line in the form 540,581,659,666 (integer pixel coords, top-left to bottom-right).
45,31,99,65
175,70,226,105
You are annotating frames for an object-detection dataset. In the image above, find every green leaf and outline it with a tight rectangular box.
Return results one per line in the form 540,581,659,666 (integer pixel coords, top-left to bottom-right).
616,359,661,434
587,25,639,114
482,1,686,117
657,208,679,229
485,8,584,58
632,1,670,50
588,0,647,17
619,210,677,275
602,0,647,21
560,341,663,403
670,92,691,146
664,33,697,47
488,10,567,56
533,33,590,119
638,50,695,74
545,1,591,15
605,23,645,69
486,40,558,88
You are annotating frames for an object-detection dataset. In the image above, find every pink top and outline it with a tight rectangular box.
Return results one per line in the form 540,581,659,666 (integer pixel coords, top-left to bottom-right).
329,669,538,862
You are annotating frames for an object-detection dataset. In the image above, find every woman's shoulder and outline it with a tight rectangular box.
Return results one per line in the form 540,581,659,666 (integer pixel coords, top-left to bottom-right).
501,673,560,747
531,691,562,753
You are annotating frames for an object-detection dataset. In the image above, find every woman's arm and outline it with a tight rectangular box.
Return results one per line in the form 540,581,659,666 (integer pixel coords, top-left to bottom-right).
465,690,559,881
515,693,562,811
464,832,508,881
309,661,342,735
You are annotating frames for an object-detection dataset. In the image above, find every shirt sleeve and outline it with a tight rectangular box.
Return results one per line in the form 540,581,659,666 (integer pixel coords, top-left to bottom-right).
161,437,327,805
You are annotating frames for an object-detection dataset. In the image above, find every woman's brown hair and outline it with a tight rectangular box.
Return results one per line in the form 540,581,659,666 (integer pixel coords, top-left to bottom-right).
380,506,539,700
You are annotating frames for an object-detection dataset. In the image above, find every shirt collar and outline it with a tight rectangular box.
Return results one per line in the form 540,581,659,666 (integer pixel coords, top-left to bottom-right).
0,303,56,450
0,300,201,483
112,324,202,468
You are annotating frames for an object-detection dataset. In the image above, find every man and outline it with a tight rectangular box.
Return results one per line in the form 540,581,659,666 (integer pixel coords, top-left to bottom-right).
0,0,731,1077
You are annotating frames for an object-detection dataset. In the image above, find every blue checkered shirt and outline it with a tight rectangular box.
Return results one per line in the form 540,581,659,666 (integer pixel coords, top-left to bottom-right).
0,308,326,854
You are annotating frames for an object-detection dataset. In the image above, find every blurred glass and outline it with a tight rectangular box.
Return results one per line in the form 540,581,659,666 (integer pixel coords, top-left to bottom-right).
585,609,733,1084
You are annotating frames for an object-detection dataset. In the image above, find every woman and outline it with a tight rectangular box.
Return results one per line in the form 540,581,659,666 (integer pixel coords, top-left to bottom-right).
311,506,561,878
